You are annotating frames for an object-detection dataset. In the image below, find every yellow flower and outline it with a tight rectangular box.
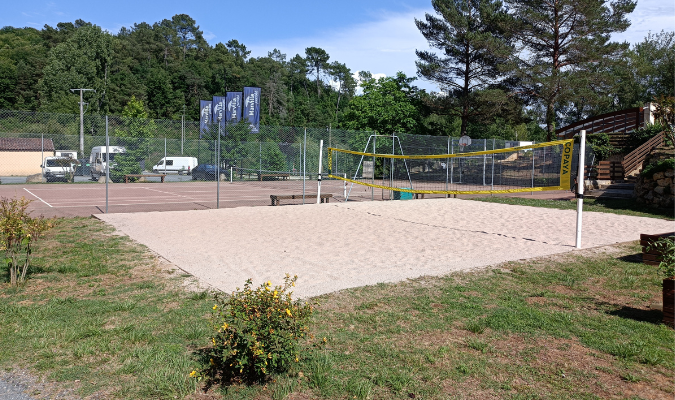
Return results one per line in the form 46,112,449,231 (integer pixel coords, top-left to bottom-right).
212,338,216,345
285,309,292,317
212,304,218,310
210,358,215,365
266,280,271,286
273,290,278,297
222,323,228,330
295,356,299,362
189,370,197,378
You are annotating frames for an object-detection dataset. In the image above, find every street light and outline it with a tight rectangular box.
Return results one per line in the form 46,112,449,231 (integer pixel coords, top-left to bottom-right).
70,88,95,159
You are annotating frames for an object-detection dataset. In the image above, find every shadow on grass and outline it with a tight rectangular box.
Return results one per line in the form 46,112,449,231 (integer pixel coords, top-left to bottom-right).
617,253,644,264
590,198,674,219
607,305,663,324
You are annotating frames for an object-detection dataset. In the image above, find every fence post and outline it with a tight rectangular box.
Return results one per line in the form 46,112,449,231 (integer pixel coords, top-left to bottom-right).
105,116,109,214
41,133,44,183
303,128,307,204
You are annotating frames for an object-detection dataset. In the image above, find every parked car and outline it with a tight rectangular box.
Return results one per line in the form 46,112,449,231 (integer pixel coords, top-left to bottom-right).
152,157,198,175
41,156,76,182
191,164,218,181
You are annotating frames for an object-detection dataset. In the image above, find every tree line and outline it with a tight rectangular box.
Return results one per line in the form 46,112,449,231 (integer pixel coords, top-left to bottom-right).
0,2,672,142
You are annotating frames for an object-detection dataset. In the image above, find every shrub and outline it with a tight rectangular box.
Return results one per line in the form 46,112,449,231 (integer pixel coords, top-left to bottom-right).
641,158,674,178
0,197,54,286
647,236,675,279
200,275,313,383
624,124,666,153
584,133,617,161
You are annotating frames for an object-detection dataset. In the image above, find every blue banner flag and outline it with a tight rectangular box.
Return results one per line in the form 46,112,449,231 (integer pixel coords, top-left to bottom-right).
199,100,212,138
212,96,227,133
226,92,242,123
243,87,261,133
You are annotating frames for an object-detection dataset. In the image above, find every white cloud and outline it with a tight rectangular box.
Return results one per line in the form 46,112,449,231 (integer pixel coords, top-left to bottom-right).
247,8,439,92
203,30,216,41
612,0,675,44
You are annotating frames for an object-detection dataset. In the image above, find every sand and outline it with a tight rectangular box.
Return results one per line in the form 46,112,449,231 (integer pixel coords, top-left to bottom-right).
95,198,674,298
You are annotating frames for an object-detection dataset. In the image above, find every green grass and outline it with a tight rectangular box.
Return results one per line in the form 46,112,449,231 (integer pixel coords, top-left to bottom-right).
0,218,212,399
1,218,673,399
466,196,675,219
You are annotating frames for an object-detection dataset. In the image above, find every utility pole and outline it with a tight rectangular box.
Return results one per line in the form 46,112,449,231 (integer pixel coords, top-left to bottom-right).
70,88,95,159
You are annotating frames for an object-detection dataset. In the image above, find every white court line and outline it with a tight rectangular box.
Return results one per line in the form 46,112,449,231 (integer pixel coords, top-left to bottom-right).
49,198,275,208
23,188,53,207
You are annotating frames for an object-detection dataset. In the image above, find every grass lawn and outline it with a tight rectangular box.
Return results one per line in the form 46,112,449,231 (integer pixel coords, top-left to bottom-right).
1,217,673,399
465,196,675,220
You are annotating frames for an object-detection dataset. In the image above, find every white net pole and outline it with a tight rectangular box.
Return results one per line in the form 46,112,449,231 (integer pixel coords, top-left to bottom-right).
576,130,587,248
317,140,323,204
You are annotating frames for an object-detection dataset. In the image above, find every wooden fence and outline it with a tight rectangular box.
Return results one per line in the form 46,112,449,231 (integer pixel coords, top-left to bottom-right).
622,132,665,176
556,107,644,139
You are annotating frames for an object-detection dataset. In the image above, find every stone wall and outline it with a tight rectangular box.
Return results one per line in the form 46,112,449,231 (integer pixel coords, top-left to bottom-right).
633,146,674,209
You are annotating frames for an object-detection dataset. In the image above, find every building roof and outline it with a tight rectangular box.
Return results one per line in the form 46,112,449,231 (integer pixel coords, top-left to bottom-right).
0,138,55,152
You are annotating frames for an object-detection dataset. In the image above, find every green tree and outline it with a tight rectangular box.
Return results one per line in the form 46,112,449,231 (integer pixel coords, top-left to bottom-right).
415,0,514,136
506,0,636,140
38,25,113,113
305,47,330,97
341,72,423,134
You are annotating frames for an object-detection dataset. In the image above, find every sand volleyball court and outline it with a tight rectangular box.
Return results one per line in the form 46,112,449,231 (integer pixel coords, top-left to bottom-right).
96,198,674,298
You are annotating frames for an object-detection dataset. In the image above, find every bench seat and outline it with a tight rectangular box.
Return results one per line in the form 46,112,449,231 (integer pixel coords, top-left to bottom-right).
270,193,333,206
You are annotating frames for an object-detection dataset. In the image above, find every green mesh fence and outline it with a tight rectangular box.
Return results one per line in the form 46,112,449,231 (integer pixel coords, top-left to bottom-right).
0,109,590,214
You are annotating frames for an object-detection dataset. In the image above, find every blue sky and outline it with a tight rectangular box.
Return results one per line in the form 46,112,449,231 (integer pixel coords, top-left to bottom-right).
2,0,672,92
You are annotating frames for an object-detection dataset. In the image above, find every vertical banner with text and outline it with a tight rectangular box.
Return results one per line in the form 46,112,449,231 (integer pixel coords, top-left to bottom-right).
199,100,212,138
212,96,227,134
243,87,261,133
226,92,242,124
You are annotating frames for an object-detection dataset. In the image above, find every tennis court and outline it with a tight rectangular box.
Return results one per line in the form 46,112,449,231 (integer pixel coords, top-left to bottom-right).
0,179,361,217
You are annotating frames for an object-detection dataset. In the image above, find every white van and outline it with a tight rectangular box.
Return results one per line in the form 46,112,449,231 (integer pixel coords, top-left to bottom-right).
89,146,127,180
41,156,75,182
152,157,198,175
55,150,78,159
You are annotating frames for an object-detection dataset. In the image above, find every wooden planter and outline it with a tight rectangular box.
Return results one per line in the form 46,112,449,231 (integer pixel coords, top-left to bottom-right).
641,232,675,327
640,232,675,266
664,279,674,327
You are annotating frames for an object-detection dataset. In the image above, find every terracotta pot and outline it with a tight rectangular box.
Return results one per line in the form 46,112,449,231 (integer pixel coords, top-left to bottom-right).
664,278,674,327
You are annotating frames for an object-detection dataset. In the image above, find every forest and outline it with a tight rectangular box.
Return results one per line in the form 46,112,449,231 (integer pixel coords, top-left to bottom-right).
0,0,672,142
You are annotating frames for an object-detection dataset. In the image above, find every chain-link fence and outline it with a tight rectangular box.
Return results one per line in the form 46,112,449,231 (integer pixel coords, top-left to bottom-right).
0,109,589,214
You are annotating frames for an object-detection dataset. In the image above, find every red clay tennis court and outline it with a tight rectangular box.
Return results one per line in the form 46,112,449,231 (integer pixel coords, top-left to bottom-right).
0,179,575,218
0,180,357,217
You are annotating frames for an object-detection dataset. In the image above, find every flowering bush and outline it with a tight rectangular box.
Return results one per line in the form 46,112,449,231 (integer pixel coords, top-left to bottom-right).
200,274,313,383
0,197,54,286
647,236,675,279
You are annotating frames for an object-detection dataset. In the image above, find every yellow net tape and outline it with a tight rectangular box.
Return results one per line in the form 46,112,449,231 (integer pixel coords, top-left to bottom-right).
327,139,573,196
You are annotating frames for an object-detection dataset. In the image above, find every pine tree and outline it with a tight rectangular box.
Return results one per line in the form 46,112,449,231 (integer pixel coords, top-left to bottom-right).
507,0,636,140
415,0,514,136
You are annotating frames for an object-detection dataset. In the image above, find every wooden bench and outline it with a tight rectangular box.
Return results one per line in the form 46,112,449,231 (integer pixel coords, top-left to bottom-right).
270,194,333,206
258,173,290,181
125,174,166,183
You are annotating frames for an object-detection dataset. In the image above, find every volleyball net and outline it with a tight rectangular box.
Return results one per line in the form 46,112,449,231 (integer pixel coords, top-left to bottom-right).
327,139,574,197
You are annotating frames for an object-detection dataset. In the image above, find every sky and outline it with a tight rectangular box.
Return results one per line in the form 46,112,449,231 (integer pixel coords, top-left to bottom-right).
2,0,673,93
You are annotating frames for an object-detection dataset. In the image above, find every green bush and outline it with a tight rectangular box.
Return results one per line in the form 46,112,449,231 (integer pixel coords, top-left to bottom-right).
198,275,313,383
641,159,674,177
585,133,617,161
624,124,666,152
647,236,675,278
0,197,54,286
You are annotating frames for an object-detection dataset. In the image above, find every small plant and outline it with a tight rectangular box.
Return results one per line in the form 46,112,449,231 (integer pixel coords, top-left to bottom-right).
0,197,54,286
200,275,313,383
647,236,675,279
